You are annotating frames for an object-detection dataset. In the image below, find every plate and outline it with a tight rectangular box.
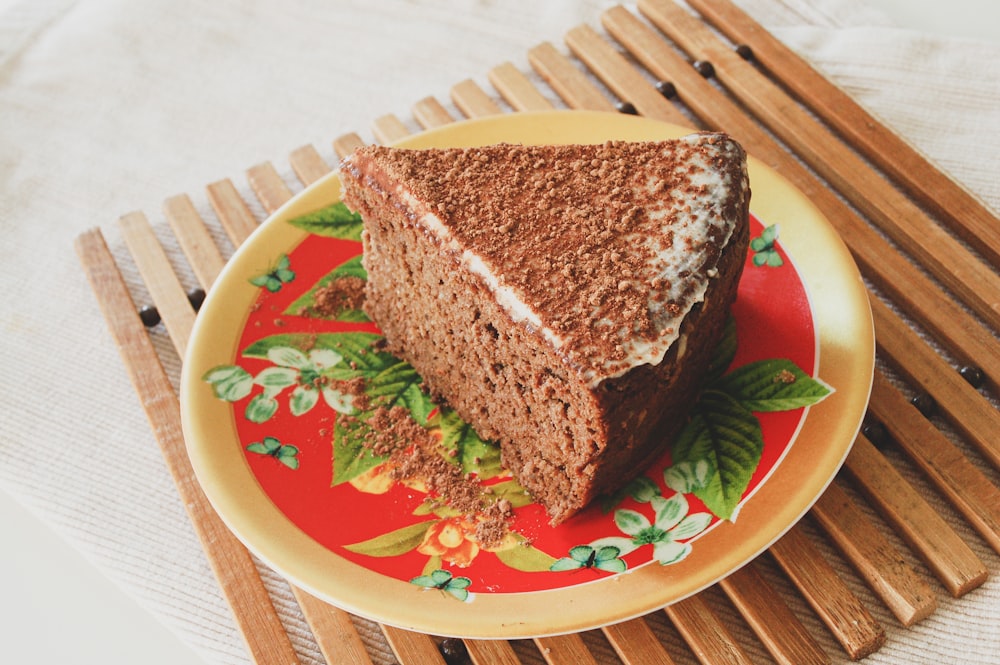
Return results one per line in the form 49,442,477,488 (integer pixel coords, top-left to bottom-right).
181,110,874,638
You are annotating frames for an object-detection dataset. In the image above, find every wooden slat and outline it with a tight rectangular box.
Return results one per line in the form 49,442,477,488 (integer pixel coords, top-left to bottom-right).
564,23,689,125
207,178,259,246
289,145,332,186
380,625,447,665
162,194,227,290
248,161,294,214
602,618,678,665
528,41,618,112
810,481,937,627
868,371,1000,554
844,436,988,598
292,589,375,665
251,166,292,214
334,132,367,159
871,296,1000,466
464,639,522,665
688,0,1000,269
534,633,599,665
118,211,196,355
488,61,555,111
718,563,829,665
600,3,1000,392
664,595,754,665
451,78,504,118
75,229,301,665
371,114,411,145
412,95,454,129
638,0,1000,333
601,6,747,131
769,525,886,660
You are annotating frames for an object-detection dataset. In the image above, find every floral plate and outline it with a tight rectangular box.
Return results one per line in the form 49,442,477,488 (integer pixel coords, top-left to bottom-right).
180,110,874,639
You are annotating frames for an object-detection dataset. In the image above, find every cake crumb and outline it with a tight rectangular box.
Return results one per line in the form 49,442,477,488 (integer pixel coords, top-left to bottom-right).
304,276,366,318
774,369,797,384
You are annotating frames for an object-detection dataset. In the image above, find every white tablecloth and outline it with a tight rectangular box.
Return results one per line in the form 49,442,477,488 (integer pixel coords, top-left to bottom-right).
2,1,998,663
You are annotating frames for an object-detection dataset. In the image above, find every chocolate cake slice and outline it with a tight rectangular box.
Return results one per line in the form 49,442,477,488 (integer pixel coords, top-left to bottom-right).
340,133,750,524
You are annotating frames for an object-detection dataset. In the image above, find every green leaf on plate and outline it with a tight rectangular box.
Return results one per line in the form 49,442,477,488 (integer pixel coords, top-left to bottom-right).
202,364,253,401
252,366,299,395
671,390,763,521
343,520,438,557
245,393,279,423
715,358,833,412
242,332,390,376
493,535,558,572
331,412,389,485
288,201,363,241
705,316,738,384
663,459,711,495
437,406,503,479
485,479,534,509
366,359,436,424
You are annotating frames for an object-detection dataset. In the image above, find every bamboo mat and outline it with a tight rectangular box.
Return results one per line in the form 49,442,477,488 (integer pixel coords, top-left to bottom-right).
75,1,999,663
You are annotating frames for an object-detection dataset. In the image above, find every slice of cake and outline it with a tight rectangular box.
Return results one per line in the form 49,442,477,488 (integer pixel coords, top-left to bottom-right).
340,133,750,524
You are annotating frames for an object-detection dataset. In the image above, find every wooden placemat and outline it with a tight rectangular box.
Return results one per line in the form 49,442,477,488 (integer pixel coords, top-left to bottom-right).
75,1,998,663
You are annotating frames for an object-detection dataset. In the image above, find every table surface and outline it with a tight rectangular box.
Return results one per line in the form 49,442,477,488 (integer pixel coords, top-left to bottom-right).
1,1,997,664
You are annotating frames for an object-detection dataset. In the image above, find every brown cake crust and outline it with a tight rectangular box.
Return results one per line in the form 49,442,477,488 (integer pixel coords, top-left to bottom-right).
340,135,750,523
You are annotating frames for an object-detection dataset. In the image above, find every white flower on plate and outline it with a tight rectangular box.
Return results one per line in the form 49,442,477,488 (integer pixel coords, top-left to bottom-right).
589,492,712,566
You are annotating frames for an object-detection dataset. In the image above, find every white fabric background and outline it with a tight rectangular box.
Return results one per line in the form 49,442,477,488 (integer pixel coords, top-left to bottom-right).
1,1,998,663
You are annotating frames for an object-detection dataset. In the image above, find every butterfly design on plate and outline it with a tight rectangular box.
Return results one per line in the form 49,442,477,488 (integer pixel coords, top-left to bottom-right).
550,545,627,573
750,224,784,268
410,569,473,602
250,253,296,292
246,435,300,469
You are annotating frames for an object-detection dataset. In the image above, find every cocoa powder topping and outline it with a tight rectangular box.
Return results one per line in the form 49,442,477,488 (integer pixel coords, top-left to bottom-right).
343,134,748,385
